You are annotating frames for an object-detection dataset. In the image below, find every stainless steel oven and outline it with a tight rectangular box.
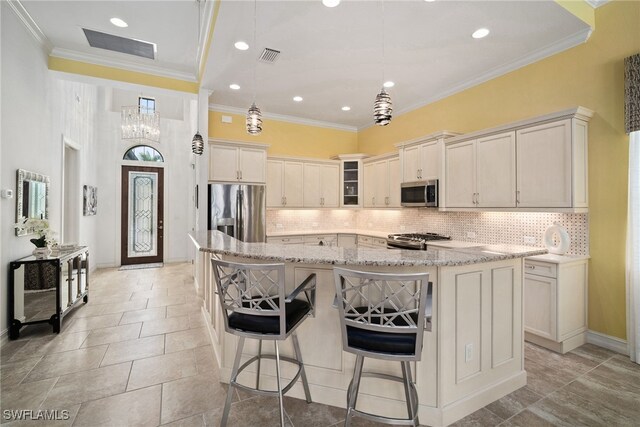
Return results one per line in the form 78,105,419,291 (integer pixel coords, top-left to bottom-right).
400,180,438,207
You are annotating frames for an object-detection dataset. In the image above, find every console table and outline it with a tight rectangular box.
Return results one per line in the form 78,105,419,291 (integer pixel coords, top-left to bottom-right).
8,246,89,339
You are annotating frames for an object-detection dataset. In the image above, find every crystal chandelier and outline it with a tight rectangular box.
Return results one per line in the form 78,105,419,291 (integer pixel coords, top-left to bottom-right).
121,106,160,143
246,102,263,135
374,88,393,126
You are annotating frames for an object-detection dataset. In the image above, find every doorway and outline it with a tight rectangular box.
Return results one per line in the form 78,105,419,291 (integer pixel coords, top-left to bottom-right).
62,139,80,244
121,166,164,265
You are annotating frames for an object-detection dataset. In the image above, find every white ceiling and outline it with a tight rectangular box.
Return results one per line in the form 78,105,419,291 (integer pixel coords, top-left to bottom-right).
16,0,591,129
202,0,590,129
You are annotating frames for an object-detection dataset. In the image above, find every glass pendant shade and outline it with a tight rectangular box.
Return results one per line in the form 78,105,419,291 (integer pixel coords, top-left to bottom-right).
121,106,160,143
374,88,393,126
246,102,263,135
191,131,204,155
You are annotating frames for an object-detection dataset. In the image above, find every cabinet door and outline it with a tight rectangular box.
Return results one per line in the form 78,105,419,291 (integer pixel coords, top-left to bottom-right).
283,161,304,207
373,161,388,207
303,163,322,207
239,148,266,183
421,142,440,180
321,164,340,207
363,163,375,207
266,160,284,207
476,132,516,207
524,274,557,340
209,145,238,181
388,157,401,207
403,145,421,182
516,119,572,207
445,141,476,207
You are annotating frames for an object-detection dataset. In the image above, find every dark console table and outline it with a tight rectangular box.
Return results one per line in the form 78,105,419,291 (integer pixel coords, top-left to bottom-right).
8,246,89,339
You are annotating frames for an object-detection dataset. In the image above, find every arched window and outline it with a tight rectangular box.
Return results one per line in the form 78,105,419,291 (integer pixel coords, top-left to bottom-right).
123,145,164,162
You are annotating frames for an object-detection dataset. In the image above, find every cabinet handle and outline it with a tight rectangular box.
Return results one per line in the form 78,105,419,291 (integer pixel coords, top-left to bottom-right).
516,190,520,205
282,238,290,242
240,171,243,180
236,171,240,180
385,196,389,205
475,193,479,205
372,197,375,206
281,196,285,206
284,196,287,205
526,265,535,270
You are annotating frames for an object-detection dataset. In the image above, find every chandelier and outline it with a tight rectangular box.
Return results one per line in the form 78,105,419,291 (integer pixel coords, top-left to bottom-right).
121,106,160,143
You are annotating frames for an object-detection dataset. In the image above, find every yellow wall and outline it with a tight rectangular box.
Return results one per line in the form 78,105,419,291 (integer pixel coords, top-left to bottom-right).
358,0,640,340
208,110,358,159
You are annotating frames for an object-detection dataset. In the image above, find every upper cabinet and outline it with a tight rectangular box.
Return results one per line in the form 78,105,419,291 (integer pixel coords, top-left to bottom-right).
363,154,401,208
443,107,592,212
267,160,304,208
334,154,368,208
209,141,267,183
398,132,460,183
303,163,340,208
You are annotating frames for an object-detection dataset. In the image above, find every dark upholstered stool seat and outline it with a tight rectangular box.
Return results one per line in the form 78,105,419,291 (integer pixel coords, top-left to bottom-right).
228,299,311,335
346,326,416,355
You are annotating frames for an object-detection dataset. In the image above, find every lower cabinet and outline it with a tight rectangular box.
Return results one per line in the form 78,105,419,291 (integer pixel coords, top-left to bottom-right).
357,235,387,248
303,234,338,247
337,234,357,249
524,256,588,353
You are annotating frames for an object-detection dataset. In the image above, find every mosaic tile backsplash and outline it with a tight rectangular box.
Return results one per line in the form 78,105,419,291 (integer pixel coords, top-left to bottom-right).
266,209,589,256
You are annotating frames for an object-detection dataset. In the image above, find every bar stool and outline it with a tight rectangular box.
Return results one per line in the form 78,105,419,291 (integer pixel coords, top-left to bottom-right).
333,267,431,427
211,258,316,427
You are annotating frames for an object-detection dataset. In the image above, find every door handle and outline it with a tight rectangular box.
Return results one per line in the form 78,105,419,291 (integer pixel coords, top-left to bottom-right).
239,170,243,180
158,225,163,230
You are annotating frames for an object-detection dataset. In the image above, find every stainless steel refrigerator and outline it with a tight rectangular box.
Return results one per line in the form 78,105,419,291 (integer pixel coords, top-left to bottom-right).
208,184,266,242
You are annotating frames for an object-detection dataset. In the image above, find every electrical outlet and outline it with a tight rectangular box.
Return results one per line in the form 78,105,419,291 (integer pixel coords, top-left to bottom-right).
466,231,476,239
465,343,473,363
523,236,536,245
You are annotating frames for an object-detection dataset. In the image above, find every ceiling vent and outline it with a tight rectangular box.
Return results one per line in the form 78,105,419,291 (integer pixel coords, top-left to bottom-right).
258,48,280,64
83,28,156,60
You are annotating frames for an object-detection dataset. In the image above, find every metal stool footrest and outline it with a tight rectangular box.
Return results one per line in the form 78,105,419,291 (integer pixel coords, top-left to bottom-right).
231,353,305,397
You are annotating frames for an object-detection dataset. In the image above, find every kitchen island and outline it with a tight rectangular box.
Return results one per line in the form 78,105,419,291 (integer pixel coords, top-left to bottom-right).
190,231,545,426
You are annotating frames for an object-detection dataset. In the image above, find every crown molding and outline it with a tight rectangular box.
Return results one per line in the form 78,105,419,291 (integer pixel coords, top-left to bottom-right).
208,103,358,132
358,27,592,132
6,0,52,54
196,0,218,79
584,0,610,9
50,48,198,83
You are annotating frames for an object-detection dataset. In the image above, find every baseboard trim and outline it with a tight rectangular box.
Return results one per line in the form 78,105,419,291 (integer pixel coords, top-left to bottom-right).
586,330,628,355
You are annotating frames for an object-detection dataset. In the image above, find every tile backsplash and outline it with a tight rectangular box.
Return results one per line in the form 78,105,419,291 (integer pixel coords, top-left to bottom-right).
267,209,589,255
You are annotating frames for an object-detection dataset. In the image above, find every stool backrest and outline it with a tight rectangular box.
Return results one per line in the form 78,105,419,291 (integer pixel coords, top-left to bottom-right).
333,267,430,359
211,258,287,337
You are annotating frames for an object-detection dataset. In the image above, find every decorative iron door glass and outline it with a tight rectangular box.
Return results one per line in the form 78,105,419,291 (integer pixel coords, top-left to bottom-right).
121,166,164,265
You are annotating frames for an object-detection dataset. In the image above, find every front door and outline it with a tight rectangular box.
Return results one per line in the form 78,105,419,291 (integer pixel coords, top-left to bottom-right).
121,166,164,265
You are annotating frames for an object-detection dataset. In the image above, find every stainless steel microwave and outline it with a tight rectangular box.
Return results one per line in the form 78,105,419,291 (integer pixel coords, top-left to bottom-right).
401,180,438,207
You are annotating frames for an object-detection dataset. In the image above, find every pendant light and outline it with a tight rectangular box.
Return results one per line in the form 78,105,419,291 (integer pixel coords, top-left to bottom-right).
246,0,263,135
191,0,204,155
373,0,392,126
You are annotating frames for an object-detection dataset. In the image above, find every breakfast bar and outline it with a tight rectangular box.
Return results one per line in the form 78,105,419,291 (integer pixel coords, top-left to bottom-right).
190,230,546,426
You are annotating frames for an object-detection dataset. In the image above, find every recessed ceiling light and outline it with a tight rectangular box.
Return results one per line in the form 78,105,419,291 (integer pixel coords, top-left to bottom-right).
110,17,128,28
383,81,395,88
234,41,249,50
472,28,490,39
229,84,240,90
341,106,351,111
293,96,303,102
322,0,341,8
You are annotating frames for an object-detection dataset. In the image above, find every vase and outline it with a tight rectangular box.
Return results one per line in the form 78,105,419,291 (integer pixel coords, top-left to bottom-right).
32,246,52,259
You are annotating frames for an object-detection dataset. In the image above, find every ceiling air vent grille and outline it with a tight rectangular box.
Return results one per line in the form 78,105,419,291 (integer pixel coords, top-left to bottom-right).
83,28,156,60
258,48,280,63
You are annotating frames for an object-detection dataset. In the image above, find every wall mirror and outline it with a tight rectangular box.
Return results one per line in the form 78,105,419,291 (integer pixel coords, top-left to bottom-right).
16,169,50,236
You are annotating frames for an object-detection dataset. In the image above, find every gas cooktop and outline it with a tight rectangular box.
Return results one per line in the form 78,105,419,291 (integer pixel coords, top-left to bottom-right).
386,232,451,250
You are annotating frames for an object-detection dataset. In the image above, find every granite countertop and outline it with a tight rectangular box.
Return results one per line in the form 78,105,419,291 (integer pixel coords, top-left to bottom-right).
267,229,389,239
190,231,546,267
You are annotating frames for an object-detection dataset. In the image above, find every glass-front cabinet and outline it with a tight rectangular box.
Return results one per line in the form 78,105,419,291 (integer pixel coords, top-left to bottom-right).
335,154,368,208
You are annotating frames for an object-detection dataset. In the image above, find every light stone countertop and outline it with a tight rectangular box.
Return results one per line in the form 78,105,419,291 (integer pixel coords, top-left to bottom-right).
190,230,547,267
267,229,390,239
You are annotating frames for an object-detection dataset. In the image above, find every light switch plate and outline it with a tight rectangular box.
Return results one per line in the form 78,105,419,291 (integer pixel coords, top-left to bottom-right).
1,189,13,199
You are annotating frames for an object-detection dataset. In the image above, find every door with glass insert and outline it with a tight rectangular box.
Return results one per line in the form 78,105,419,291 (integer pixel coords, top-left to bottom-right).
121,166,164,265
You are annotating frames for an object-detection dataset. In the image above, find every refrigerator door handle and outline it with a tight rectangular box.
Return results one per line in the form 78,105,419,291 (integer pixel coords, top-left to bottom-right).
236,189,243,241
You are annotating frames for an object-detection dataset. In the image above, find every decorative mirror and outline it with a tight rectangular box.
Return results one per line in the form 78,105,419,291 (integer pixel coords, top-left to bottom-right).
15,169,50,236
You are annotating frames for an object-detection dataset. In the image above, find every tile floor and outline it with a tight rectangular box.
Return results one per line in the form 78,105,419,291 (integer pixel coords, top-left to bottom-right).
1,263,639,426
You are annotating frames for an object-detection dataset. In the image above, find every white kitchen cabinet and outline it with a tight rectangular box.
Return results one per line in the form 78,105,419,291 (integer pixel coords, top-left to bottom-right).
334,154,368,208
445,131,516,208
267,235,304,245
402,144,422,182
303,162,339,208
304,234,338,247
524,255,588,354
357,235,387,248
267,160,304,208
209,142,266,183
363,154,401,208
397,132,460,184
337,234,357,248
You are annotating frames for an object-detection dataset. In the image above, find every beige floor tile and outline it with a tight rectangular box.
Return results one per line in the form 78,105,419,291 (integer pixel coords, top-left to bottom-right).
203,395,294,427
0,377,58,414
93,299,149,316
73,384,161,427
3,404,81,427
161,413,205,427
161,375,229,424
23,345,108,383
101,335,165,366
0,356,43,387
194,345,218,376
85,292,134,305
165,327,211,353
63,313,123,333
8,331,90,362
167,285,197,297
485,386,543,420
127,349,197,391
167,302,202,318
131,288,169,300
1,339,30,363
120,306,167,325
70,303,109,318
188,312,207,329
284,396,344,427
80,323,142,347
42,362,132,409
148,294,187,308
140,316,190,337
449,407,505,427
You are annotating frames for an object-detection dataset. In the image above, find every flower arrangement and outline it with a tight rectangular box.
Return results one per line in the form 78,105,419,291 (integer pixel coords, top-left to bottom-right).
14,217,58,248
